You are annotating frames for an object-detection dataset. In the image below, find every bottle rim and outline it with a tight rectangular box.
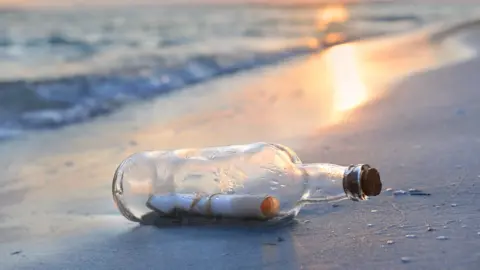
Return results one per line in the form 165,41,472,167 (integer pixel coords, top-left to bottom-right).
112,159,142,223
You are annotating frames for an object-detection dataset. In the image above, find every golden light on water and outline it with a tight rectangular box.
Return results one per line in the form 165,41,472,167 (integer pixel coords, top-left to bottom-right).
315,5,368,113
326,44,368,112
316,4,350,30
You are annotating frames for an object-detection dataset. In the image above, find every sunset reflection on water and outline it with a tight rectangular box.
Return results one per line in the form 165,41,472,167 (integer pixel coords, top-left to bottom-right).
132,4,442,148
316,4,350,30
316,5,368,113
326,44,368,112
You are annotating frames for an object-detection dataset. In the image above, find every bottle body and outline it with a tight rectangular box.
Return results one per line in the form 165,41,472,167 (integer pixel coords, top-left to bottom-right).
113,142,306,222
112,142,382,223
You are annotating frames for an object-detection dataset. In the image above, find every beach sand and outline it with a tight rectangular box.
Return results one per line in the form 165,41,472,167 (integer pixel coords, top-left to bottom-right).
1,20,480,269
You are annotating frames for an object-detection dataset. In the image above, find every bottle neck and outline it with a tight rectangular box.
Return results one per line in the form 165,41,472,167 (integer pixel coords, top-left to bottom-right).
297,163,382,203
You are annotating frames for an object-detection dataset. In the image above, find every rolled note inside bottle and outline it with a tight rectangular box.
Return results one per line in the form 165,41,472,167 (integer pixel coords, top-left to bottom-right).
147,193,280,220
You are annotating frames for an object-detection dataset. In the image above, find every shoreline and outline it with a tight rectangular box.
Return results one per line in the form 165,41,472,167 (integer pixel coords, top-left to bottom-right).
2,16,480,269
1,10,476,137
2,17,477,146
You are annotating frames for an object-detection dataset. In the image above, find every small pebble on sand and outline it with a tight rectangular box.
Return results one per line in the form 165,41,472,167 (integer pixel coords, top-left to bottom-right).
386,188,393,192
387,240,394,245
393,190,407,196
128,140,138,146
455,109,466,116
371,210,378,213
436,236,448,240
405,234,417,239
477,232,480,236
427,227,435,232
451,203,457,207
401,257,411,263
367,224,374,227
64,161,74,167
408,189,431,196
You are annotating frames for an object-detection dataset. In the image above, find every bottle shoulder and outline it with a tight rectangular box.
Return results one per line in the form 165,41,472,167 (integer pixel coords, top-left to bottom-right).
267,143,303,164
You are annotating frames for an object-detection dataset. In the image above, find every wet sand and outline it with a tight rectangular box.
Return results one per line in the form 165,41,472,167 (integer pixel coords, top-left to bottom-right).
1,20,480,269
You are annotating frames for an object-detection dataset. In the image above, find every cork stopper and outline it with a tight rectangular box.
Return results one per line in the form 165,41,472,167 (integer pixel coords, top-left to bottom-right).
360,167,382,196
343,164,382,200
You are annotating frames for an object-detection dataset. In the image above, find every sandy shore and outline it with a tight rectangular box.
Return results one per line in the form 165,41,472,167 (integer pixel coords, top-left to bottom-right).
1,20,480,269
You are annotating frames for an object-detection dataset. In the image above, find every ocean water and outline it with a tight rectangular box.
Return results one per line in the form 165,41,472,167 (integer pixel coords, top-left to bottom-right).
0,3,476,139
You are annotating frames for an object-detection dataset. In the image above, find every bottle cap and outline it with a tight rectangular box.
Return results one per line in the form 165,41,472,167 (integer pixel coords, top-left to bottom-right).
343,164,382,200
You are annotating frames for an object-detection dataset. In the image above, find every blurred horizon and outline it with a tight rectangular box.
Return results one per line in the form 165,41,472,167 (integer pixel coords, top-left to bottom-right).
0,0,354,8
0,0,477,9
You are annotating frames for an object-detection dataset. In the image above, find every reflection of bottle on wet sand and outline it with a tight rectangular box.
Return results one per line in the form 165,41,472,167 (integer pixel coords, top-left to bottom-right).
112,142,382,224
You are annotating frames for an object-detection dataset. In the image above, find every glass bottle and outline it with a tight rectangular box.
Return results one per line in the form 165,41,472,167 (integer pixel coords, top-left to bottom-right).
112,142,382,223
